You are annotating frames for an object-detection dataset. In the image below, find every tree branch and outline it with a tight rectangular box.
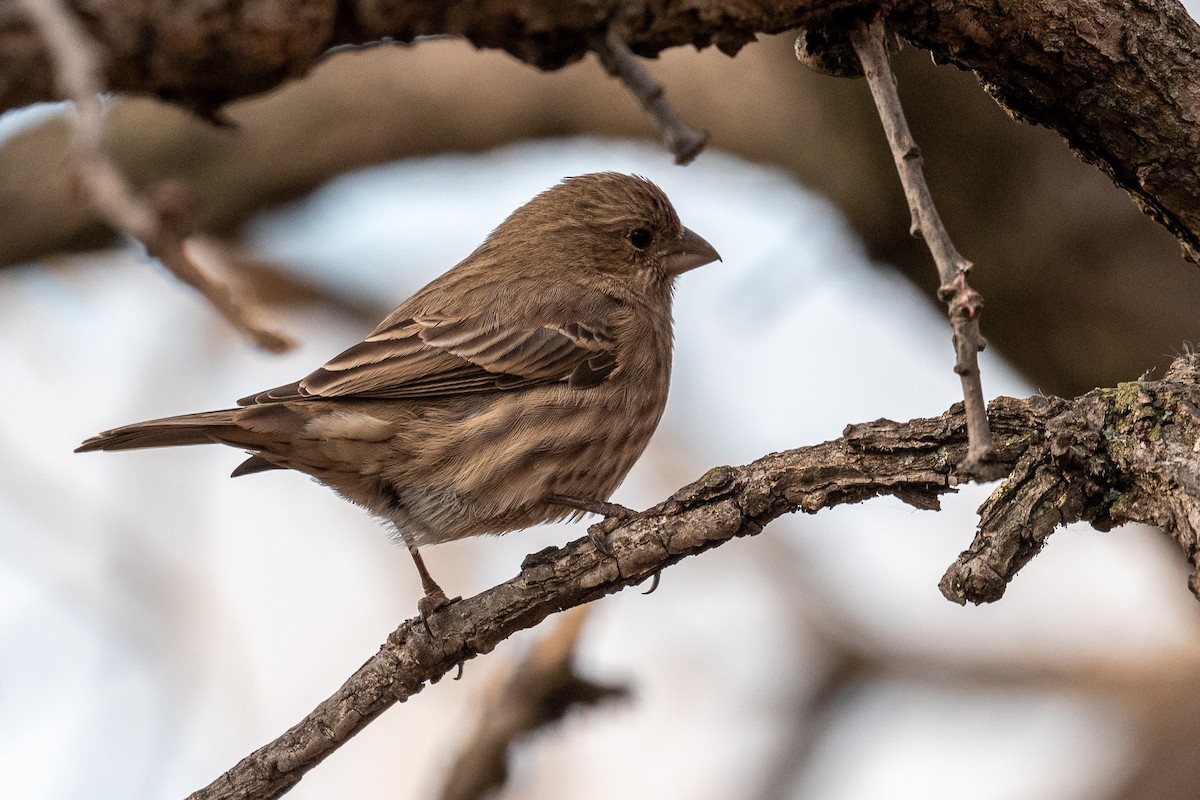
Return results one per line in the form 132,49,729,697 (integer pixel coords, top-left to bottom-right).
183,353,1200,800
3,1,1199,260
942,353,1200,603
889,0,1200,263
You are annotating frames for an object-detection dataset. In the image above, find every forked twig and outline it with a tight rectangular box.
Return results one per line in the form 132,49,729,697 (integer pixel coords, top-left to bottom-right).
593,20,709,165
848,16,1000,476
17,0,293,352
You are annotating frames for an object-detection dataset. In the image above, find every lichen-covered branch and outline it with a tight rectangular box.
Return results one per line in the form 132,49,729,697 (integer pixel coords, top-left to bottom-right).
942,354,1200,603
184,354,1200,800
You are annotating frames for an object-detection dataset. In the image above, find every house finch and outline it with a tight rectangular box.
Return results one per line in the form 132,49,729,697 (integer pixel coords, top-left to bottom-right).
78,172,720,615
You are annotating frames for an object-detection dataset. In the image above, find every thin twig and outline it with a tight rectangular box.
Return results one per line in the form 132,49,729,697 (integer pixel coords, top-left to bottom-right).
17,0,293,352
849,16,1000,477
440,606,627,800
593,20,709,165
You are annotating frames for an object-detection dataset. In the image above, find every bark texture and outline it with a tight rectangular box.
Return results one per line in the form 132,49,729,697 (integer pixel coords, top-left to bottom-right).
184,354,1200,800
942,354,1200,603
891,0,1200,261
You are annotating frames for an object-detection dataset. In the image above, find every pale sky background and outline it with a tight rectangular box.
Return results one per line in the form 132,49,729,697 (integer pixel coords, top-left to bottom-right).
4,13,1200,798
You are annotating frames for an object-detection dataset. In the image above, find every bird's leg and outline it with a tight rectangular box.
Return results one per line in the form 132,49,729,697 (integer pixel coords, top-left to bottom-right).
547,494,638,559
407,544,452,618
547,494,637,520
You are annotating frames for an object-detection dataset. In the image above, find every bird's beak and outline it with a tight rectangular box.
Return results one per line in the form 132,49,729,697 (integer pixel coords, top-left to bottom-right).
664,227,721,275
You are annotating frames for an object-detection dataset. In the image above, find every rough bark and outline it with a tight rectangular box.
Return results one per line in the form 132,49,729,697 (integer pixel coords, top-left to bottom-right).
183,353,1200,800
889,0,1200,261
942,354,1200,603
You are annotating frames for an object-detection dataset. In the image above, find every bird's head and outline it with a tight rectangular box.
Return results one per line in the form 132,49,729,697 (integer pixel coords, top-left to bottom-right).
487,172,721,297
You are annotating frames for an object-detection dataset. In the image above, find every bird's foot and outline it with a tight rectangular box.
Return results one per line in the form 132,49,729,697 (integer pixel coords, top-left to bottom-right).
587,518,622,559
549,495,637,520
547,495,660,591
417,587,452,620
407,544,459,628
547,495,639,560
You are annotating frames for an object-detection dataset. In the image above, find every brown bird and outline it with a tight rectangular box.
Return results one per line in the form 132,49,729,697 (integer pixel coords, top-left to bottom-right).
78,173,720,616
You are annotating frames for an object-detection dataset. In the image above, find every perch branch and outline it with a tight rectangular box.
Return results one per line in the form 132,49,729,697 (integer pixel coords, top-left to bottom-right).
849,16,999,477
14,0,293,352
439,606,627,800
184,354,1200,800
592,20,709,165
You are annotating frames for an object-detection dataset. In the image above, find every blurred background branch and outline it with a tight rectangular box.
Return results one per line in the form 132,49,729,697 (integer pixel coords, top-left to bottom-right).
439,607,627,800
13,0,293,349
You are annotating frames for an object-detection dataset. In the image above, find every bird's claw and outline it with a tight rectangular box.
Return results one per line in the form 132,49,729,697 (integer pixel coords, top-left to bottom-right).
587,518,618,558
641,571,662,595
417,590,459,634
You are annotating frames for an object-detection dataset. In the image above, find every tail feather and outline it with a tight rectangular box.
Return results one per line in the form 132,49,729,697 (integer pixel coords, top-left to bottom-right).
76,410,240,453
230,454,286,477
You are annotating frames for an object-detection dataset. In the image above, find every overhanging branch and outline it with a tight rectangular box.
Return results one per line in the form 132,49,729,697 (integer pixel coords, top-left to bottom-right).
3,1,1199,259
184,353,1200,800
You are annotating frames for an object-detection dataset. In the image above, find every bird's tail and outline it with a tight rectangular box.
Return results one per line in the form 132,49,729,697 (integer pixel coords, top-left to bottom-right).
76,410,240,453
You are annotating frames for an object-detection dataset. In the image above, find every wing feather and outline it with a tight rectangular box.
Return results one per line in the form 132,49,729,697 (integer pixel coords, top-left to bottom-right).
241,297,620,404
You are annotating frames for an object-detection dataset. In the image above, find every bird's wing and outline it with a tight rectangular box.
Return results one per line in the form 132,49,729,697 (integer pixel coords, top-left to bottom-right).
239,309,618,405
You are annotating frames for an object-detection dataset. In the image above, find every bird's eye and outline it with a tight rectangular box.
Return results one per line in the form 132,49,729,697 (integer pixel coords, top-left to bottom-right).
629,228,654,250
